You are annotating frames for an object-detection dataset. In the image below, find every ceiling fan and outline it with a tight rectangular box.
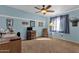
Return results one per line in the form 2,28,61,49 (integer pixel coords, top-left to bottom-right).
34,5,54,15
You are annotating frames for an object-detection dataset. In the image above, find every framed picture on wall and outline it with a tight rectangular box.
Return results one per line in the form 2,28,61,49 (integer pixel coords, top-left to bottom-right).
6,18,13,29
70,20,78,27
38,22,43,27
22,20,29,27
30,20,35,27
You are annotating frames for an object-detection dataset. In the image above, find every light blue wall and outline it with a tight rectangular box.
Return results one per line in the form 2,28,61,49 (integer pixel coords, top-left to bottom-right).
50,9,79,43
1,5,79,43
0,5,48,40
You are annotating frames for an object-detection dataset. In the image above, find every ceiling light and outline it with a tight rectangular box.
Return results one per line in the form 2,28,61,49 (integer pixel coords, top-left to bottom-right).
49,23,53,26
41,10,47,14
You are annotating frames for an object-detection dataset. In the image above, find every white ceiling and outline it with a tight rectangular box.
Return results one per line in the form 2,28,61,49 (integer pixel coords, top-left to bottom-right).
7,5,79,16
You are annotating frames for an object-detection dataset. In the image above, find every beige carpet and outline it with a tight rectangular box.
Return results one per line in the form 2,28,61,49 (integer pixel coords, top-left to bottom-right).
22,38,79,53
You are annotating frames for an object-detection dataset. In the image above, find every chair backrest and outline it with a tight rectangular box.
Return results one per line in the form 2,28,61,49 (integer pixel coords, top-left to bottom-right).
17,32,20,37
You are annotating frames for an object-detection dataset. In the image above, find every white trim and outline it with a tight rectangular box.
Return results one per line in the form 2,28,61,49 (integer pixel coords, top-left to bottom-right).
0,14,31,20
61,38,79,44
51,37,79,44
64,7,79,14
50,7,79,17
0,14,45,22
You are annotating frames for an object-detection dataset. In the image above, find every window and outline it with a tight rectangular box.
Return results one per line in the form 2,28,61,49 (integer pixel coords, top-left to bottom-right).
50,15,69,33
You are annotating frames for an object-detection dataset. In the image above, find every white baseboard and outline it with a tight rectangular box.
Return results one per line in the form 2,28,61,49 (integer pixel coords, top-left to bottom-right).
61,39,79,44
51,37,79,44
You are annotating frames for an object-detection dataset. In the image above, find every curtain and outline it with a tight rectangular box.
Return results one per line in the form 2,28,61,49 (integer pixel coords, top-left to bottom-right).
50,15,69,33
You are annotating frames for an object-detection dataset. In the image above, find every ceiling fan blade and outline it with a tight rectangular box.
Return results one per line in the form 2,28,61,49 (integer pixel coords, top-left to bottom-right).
34,7,41,10
47,10,54,12
46,5,51,9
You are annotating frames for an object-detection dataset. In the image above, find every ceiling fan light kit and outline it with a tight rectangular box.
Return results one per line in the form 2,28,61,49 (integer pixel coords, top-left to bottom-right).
35,5,54,15
41,10,47,14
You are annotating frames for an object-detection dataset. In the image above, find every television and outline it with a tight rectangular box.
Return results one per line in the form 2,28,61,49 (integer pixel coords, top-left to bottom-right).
27,27,32,30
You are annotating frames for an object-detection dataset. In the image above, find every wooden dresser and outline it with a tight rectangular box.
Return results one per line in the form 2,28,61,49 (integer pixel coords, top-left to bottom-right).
9,39,21,53
0,37,21,53
27,30,36,40
42,28,48,37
